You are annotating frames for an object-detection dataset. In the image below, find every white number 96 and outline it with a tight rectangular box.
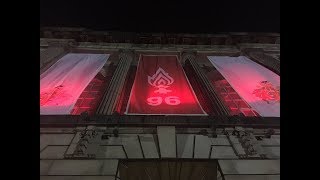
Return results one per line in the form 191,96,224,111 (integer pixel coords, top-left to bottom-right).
147,97,162,106
147,96,180,106
164,96,181,105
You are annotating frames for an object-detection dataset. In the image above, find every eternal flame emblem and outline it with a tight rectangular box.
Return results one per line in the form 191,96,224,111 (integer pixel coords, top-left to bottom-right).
148,67,174,94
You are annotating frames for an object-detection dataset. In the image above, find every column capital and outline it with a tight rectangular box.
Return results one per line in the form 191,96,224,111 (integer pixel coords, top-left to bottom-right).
181,51,197,64
118,49,135,60
182,50,197,58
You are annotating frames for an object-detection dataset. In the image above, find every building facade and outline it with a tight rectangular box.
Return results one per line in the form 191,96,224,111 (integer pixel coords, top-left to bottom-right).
40,27,280,180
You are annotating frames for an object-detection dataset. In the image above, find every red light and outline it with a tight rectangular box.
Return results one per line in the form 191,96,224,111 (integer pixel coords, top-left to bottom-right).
126,55,207,115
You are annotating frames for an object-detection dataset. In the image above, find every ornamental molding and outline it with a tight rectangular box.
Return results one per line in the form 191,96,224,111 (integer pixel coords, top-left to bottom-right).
41,27,279,45
74,42,240,53
40,38,78,47
238,43,280,51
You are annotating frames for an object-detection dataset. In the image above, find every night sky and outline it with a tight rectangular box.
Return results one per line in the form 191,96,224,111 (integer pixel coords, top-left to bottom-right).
40,0,280,33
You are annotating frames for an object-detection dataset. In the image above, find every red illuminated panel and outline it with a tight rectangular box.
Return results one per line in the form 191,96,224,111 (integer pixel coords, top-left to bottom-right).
126,55,207,115
71,73,109,115
213,79,260,117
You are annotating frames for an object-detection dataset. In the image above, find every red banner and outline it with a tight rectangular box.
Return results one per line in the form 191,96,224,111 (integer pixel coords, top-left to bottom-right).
126,55,207,115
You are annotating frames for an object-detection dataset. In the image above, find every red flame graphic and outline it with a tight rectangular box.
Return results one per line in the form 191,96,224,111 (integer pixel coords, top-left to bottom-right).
148,67,174,94
252,81,280,104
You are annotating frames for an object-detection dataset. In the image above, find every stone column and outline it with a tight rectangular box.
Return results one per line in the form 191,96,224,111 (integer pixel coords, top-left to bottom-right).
182,51,230,116
96,49,134,115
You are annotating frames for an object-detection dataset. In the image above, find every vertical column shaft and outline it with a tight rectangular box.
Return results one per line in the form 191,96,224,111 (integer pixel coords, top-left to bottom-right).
182,51,230,116
96,50,133,115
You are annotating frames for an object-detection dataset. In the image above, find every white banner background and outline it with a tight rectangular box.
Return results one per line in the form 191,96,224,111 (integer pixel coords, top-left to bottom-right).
207,56,280,117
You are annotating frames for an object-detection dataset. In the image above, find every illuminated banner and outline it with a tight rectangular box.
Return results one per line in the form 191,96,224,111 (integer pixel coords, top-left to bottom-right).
126,55,207,115
40,53,109,115
207,56,280,117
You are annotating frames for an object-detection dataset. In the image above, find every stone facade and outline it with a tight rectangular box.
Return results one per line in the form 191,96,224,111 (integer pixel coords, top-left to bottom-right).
40,127,280,179
40,28,280,180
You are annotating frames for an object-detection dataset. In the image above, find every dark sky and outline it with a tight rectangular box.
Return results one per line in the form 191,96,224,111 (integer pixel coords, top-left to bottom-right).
40,0,280,33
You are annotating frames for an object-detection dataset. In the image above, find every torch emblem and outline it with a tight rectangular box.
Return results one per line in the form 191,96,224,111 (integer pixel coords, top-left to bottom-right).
148,67,174,94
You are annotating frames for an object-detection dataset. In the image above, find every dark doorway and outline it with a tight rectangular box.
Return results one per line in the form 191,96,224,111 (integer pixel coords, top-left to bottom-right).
118,159,217,180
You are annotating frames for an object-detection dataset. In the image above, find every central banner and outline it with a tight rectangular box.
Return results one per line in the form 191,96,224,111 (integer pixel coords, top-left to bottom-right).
125,55,207,115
